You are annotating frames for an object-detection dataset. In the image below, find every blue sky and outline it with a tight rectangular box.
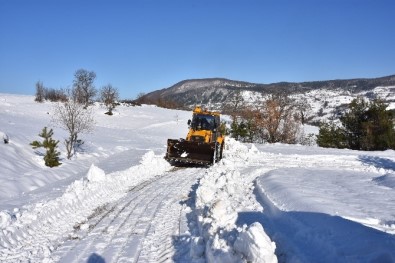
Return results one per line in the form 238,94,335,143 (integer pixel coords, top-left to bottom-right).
1,0,394,99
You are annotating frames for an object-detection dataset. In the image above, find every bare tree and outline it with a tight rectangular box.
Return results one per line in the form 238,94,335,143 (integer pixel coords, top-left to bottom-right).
45,88,68,102
53,100,95,159
257,92,301,143
35,81,45,102
72,69,97,108
100,84,119,115
295,97,312,124
223,90,245,117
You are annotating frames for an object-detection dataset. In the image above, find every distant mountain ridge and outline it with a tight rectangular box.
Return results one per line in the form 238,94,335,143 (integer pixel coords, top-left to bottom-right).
139,75,395,110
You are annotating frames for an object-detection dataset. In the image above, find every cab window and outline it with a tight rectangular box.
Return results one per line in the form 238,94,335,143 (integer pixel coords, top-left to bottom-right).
192,114,215,130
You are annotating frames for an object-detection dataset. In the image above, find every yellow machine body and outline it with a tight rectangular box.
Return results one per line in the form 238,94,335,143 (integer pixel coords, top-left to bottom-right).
165,106,225,165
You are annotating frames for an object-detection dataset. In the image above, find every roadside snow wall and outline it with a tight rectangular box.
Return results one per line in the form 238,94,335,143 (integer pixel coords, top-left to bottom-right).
194,138,277,263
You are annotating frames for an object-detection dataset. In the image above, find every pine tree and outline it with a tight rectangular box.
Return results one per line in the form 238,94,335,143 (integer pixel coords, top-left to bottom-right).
361,100,395,150
316,122,348,148
231,119,248,141
318,98,395,151
31,127,61,167
340,97,369,150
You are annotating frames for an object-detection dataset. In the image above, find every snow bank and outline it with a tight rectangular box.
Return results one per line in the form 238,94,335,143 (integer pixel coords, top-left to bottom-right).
234,223,277,263
0,211,14,229
86,164,106,182
195,138,277,263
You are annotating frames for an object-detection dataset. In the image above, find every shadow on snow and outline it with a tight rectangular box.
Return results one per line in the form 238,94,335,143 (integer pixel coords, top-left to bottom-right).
171,180,201,262
87,253,105,263
358,155,395,171
245,185,395,263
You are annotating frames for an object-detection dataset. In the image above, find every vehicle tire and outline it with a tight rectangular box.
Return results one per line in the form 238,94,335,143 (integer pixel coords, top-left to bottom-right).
212,143,217,164
214,142,222,163
219,142,224,160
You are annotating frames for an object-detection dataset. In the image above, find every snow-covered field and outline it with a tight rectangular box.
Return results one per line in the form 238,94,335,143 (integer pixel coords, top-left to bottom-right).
1,94,395,262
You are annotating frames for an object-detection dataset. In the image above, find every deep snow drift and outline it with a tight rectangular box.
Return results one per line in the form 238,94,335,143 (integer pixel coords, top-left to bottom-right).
1,93,395,262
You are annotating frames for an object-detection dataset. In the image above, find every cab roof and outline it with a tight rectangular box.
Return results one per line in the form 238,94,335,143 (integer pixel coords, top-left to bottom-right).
193,106,220,116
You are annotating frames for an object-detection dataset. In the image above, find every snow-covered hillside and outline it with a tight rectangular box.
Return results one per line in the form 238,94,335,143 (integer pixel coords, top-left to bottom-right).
140,76,395,124
293,85,395,123
1,94,395,262
228,85,395,124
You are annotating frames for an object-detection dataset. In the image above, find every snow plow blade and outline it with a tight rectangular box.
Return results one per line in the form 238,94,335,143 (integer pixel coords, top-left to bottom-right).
165,139,215,165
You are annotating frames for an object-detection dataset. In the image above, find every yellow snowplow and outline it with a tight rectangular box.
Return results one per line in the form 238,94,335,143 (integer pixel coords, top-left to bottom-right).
165,106,225,165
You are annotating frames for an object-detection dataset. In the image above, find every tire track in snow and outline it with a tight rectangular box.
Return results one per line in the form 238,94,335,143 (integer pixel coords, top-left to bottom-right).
120,168,201,263
51,168,201,263
52,175,167,262
137,179,194,262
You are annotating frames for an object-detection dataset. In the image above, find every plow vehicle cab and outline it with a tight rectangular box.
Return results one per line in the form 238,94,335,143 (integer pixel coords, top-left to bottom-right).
165,106,225,165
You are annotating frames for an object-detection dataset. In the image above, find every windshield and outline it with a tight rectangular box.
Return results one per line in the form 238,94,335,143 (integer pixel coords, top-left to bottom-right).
191,114,215,130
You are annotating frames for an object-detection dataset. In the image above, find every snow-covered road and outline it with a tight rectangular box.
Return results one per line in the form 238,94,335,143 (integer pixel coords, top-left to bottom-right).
1,95,395,262
52,168,200,263
0,148,206,263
